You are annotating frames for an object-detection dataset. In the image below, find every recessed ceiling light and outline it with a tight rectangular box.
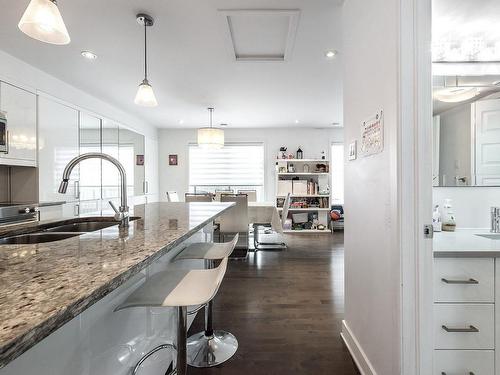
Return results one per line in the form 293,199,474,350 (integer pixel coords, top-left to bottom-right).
179,119,185,125
325,50,338,59
294,119,299,124
81,50,97,60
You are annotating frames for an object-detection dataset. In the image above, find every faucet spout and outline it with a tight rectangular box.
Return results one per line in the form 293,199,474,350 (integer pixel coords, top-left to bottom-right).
59,152,129,227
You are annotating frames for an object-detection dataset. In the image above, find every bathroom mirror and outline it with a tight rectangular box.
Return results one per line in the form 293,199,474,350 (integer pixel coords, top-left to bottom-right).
433,75,500,186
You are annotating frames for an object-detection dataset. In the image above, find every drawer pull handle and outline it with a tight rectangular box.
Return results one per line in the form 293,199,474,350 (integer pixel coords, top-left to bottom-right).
441,373,475,375
441,325,479,333
441,278,479,284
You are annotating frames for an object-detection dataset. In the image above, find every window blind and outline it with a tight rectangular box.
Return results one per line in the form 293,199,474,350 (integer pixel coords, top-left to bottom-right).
188,143,264,187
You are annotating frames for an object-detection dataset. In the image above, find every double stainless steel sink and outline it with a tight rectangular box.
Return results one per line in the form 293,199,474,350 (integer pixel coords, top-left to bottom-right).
0,217,139,245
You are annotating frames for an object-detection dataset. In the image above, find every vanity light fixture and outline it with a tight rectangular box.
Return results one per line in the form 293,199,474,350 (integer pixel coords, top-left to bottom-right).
81,50,97,60
134,13,158,107
198,108,224,150
18,0,70,45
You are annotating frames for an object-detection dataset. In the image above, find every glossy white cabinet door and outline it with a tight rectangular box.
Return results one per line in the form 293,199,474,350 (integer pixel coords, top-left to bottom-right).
145,137,159,200
0,82,37,165
38,96,79,209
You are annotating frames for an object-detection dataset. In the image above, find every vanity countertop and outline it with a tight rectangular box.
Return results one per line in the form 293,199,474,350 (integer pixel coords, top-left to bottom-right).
434,228,500,257
0,202,233,368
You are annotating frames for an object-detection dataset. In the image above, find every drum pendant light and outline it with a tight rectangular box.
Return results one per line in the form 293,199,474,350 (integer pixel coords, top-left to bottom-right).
198,108,224,150
18,0,70,45
134,13,158,107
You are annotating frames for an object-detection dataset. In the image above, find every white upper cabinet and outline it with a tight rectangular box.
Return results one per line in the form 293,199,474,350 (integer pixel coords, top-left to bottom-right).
145,137,158,199
0,81,37,166
38,96,79,204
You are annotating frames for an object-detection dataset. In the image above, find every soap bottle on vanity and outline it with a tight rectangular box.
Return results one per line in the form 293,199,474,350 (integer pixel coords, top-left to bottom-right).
432,205,442,232
442,199,456,232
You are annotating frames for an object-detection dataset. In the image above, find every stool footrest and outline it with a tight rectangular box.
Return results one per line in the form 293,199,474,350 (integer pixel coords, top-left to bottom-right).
132,343,176,375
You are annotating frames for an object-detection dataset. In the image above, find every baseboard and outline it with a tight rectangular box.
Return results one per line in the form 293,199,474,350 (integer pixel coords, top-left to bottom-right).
341,320,378,375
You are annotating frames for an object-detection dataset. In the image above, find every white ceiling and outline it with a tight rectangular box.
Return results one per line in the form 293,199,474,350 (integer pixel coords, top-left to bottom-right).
0,0,343,129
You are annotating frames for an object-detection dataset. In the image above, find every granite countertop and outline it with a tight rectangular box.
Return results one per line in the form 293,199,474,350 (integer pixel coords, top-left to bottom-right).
434,228,500,257
0,202,233,368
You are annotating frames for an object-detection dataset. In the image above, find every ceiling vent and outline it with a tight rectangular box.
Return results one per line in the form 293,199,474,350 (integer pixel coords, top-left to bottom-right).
219,9,300,62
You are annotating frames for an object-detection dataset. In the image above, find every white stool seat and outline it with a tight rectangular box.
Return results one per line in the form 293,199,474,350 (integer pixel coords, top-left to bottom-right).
115,258,228,310
175,234,239,261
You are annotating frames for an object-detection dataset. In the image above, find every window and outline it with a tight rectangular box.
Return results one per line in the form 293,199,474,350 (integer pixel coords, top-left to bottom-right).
189,143,265,200
331,143,344,204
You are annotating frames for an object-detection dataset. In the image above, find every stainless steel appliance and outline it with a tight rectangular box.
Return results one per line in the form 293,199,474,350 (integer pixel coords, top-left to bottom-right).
0,111,7,154
0,203,39,226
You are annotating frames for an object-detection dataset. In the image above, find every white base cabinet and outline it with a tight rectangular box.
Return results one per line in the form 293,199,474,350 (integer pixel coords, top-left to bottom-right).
433,257,499,374
434,350,495,375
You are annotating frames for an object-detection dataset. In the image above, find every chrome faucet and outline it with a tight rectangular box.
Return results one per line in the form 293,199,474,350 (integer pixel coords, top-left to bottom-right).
491,207,500,233
58,152,130,227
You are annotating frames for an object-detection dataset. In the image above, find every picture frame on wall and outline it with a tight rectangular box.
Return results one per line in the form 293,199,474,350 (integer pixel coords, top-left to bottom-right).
169,154,178,166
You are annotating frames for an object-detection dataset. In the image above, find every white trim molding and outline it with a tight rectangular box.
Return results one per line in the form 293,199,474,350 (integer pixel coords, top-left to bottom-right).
341,320,378,375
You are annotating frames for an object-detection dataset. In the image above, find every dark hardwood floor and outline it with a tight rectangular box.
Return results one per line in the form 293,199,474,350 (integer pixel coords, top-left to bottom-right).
188,232,359,375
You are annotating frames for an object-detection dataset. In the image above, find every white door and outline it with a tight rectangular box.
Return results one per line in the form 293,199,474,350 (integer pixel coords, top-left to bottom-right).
474,99,500,185
0,81,37,165
38,96,80,217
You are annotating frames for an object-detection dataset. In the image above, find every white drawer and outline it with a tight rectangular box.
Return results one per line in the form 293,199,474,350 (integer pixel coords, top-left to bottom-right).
434,258,494,303
434,304,494,350
434,350,494,375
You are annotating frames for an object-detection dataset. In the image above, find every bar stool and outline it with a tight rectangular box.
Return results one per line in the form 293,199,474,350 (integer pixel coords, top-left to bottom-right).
174,234,239,368
114,257,229,375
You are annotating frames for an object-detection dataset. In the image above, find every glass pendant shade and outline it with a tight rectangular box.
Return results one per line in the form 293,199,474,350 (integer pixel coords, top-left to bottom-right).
18,0,70,45
433,87,479,103
134,79,158,107
198,127,224,150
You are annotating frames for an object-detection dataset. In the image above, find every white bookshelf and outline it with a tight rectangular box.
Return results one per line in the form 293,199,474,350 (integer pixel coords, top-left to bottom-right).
275,158,330,234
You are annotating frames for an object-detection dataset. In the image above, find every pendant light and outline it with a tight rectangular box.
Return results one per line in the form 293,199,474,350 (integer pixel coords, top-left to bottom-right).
198,108,224,150
134,13,158,107
18,0,70,45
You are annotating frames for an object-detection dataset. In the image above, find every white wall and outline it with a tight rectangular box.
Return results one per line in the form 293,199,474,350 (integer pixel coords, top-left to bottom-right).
158,127,343,201
433,187,500,228
342,0,401,373
437,103,472,185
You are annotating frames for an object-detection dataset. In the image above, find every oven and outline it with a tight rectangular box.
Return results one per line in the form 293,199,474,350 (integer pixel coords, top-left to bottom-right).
0,111,7,154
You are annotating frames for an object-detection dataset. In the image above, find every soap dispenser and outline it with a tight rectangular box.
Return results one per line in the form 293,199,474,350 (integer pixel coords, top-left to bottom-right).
442,199,456,232
432,205,442,232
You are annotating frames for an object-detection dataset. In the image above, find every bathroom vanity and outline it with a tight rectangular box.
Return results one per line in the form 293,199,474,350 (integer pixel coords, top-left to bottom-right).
433,229,500,375
0,202,233,375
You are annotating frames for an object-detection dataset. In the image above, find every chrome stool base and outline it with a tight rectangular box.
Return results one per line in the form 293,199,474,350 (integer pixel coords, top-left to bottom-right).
186,330,238,367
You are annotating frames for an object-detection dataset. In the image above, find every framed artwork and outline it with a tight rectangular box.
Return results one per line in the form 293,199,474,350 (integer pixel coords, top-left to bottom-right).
169,154,178,166
136,155,144,166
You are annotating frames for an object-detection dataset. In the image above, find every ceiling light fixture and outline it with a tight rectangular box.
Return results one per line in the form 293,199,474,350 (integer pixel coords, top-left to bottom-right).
433,87,480,103
325,50,338,59
18,0,70,45
81,50,97,60
294,119,300,124
198,108,224,150
134,13,158,107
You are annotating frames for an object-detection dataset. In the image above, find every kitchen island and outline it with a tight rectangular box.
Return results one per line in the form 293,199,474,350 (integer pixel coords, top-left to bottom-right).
0,202,233,373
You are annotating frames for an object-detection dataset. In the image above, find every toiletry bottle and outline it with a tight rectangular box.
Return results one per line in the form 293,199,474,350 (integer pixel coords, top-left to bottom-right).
432,205,442,232
442,199,456,232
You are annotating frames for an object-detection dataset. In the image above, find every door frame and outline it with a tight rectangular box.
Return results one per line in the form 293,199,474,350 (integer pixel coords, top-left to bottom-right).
400,0,433,374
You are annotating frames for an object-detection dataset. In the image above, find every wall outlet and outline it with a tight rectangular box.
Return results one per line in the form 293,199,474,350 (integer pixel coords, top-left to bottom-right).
348,141,357,161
